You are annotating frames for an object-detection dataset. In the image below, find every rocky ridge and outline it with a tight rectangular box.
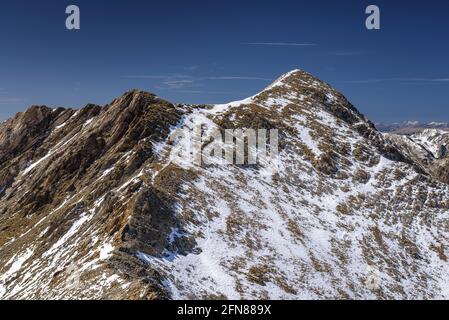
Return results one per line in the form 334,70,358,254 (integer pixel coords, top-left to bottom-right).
1,70,449,299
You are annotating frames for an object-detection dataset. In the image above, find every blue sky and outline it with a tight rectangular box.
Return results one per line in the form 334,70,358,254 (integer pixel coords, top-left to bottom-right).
0,0,448,122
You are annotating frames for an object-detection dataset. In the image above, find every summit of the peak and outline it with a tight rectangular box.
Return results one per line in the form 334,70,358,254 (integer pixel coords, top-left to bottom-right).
272,68,304,81
279,68,303,76
118,89,158,100
107,89,164,109
262,69,323,92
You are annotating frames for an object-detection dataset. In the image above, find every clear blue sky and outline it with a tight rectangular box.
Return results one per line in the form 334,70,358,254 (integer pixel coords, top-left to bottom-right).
1,0,448,123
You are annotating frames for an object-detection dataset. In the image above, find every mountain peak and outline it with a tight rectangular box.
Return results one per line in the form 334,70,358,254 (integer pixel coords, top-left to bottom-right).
113,89,158,104
275,68,304,80
263,69,312,90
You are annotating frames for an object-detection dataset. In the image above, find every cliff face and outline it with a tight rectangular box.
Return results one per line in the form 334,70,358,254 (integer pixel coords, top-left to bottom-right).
1,70,449,300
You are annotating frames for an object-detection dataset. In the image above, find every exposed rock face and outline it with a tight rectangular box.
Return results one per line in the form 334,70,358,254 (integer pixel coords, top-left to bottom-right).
0,91,185,299
1,70,449,300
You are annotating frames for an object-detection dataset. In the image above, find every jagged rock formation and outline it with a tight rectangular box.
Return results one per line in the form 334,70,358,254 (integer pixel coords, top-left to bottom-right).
1,70,449,300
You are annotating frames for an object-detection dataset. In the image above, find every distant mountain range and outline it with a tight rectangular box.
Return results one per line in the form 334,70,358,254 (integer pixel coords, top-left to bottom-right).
376,121,449,134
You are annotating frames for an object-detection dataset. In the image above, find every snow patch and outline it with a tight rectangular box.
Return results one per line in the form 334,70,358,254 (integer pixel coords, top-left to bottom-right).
99,243,114,260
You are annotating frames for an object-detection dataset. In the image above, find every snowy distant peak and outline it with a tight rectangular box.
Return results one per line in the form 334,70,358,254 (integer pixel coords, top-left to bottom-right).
376,121,449,134
429,121,449,127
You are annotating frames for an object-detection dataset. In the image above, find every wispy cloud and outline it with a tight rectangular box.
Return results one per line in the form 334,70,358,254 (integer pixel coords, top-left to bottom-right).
124,73,274,90
0,97,24,103
163,79,195,89
343,78,449,84
319,51,367,56
124,75,169,79
174,89,204,94
206,76,272,81
244,42,317,46
0,88,23,104
176,90,244,95
183,65,198,71
125,74,196,89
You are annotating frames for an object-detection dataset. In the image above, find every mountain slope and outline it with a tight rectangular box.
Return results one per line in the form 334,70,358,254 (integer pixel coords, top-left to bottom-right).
1,70,449,299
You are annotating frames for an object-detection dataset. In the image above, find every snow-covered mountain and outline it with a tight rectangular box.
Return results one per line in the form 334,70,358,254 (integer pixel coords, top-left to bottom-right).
1,70,449,300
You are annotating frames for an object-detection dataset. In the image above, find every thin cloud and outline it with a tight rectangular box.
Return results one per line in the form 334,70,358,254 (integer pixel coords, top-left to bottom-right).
163,79,195,89
206,76,272,81
0,97,24,103
125,75,271,81
176,90,244,95
409,78,449,82
0,89,23,104
175,90,204,94
343,78,449,84
124,75,171,79
183,65,198,71
244,42,317,46
320,51,367,56
125,74,196,89
124,73,274,90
